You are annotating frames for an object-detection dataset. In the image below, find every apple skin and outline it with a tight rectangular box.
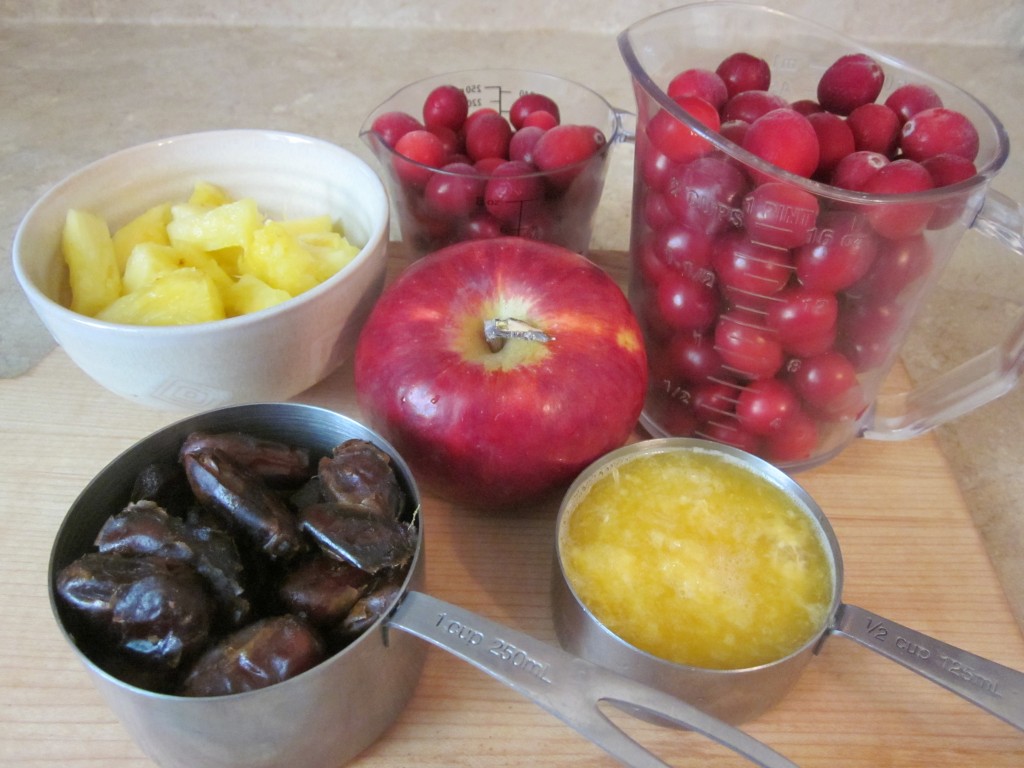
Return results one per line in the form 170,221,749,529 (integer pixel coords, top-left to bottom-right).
353,237,648,508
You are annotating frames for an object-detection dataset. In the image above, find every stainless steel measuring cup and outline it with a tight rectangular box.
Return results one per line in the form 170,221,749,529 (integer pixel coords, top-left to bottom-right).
49,403,797,768
360,68,630,258
553,438,1024,728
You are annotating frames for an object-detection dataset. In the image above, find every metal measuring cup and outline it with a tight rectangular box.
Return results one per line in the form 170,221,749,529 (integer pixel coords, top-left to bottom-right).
49,403,798,768
552,438,1024,729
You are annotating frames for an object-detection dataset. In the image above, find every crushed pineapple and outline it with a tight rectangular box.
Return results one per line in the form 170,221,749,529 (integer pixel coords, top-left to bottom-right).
559,449,834,670
61,182,360,325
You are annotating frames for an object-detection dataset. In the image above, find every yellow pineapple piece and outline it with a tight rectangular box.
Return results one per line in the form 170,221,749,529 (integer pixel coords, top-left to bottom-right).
111,203,172,272
188,181,233,208
63,208,122,316
225,273,292,316
96,268,225,326
122,242,233,295
240,220,320,295
167,197,262,252
298,231,359,281
277,215,335,237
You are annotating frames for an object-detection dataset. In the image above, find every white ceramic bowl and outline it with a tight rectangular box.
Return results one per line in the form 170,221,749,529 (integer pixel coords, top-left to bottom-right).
12,129,390,410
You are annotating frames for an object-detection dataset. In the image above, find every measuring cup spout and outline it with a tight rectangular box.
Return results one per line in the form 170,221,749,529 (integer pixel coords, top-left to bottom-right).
832,603,1024,732
388,591,798,768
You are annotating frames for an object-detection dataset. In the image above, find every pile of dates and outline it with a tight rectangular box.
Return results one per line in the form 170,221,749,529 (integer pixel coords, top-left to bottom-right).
369,84,607,254
633,49,982,463
55,432,416,697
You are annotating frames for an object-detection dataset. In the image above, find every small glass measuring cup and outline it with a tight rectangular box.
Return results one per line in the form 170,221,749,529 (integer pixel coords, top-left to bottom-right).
360,68,629,258
618,3,1024,469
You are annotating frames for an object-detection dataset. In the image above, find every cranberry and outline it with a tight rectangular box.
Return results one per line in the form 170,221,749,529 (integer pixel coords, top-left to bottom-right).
666,331,724,381
848,234,932,303
428,125,461,158
646,95,721,163
521,110,559,131
794,210,879,292
807,112,856,178
847,103,901,157
712,231,793,301
736,378,800,435
743,181,820,249
838,298,905,371
817,53,884,116
861,159,936,239
508,126,546,165
533,124,606,188
830,150,889,191
422,85,469,133
509,93,561,130
790,99,824,116
714,311,784,380
901,107,980,162
641,146,677,192
764,409,819,462
424,162,485,217
665,155,749,235
393,129,448,188
766,287,839,357
743,108,820,179
371,111,423,149
884,83,943,124
643,192,677,232
461,212,503,241
483,161,544,223
464,111,513,162
922,153,977,188
698,419,762,454
721,90,788,124
691,379,740,423
651,223,714,279
667,68,730,111
790,351,865,421
715,52,771,97
656,273,719,332
719,120,750,146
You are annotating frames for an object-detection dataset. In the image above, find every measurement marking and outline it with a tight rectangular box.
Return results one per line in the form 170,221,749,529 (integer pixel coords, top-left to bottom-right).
434,613,554,683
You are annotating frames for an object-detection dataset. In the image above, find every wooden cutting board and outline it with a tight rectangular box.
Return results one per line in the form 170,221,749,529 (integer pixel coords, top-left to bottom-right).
1,248,1021,767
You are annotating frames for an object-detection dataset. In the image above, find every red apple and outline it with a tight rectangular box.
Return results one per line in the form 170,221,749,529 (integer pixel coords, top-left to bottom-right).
353,237,648,507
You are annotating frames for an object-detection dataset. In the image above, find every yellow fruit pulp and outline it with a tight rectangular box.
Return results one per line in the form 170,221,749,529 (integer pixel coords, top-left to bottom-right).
559,449,834,670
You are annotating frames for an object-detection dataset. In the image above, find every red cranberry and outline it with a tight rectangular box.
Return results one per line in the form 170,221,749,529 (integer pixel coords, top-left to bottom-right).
901,107,980,162
817,53,885,116
743,108,820,179
667,67,730,111
884,83,943,124
715,52,771,97
422,85,469,133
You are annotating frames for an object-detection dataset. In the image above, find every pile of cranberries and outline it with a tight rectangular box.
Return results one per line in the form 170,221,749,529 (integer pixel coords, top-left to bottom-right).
633,50,983,464
369,85,608,255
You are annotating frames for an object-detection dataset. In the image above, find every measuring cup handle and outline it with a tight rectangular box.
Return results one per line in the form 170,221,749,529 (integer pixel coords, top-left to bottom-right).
387,591,797,768
832,603,1024,731
864,189,1024,439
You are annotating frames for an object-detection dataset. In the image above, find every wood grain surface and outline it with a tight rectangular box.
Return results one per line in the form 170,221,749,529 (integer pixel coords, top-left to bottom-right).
1,248,1022,767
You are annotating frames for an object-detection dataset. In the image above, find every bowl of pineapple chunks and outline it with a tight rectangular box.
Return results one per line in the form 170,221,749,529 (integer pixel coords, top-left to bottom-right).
12,129,390,410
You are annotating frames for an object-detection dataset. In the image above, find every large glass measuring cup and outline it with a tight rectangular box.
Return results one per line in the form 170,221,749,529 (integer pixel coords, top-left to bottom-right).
361,69,627,258
619,2,1024,470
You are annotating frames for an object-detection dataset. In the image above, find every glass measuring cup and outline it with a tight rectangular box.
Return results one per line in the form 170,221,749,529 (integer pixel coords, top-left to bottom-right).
618,3,1024,470
360,68,628,258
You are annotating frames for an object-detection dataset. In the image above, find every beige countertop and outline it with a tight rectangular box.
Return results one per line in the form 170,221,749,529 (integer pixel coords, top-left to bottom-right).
1,0,1023,740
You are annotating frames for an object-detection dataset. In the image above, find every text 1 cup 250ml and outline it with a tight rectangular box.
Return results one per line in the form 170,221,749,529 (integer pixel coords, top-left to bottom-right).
618,3,1024,470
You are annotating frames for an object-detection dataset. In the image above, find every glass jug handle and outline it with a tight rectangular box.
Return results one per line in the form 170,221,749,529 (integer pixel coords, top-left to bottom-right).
864,189,1024,439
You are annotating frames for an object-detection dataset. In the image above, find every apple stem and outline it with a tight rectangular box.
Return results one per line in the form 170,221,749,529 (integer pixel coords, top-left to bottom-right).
483,318,554,353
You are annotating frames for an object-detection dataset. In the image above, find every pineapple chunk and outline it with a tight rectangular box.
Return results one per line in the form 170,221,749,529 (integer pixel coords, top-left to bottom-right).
188,181,233,208
167,197,262,252
63,208,122,316
111,203,172,272
225,273,292,316
277,215,335,237
122,242,233,295
298,231,359,281
96,268,225,325
241,221,320,295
